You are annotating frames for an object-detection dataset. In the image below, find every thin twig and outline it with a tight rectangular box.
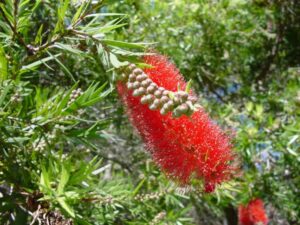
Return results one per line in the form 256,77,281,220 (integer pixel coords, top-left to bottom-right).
31,0,104,55
0,5,34,54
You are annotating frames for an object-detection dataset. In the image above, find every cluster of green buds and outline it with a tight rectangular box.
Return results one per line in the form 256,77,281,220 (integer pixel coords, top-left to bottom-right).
32,125,64,151
68,88,83,106
33,138,47,151
37,210,73,225
134,191,165,202
120,64,199,117
149,211,166,225
10,92,22,103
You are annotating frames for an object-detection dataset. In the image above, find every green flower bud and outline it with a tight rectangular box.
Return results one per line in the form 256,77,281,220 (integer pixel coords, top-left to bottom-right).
137,87,146,95
127,82,134,90
188,96,198,104
160,96,169,104
149,102,159,110
141,96,148,104
141,79,152,87
165,100,174,109
145,94,154,104
162,90,170,96
136,74,148,82
160,107,169,115
133,81,140,89
133,88,144,96
121,73,127,80
172,109,182,118
147,85,157,94
154,90,162,98
158,87,165,92
177,104,189,114
133,68,143,75
129,73,136,82
128,64,136,71
178,91,189,100
173,96,180,105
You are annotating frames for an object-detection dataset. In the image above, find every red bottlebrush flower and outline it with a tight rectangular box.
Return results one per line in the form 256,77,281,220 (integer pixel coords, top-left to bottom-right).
117,54,236,192
239,198,269,225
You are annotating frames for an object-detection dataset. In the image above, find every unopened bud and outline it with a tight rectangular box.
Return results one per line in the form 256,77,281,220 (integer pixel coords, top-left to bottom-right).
133,68,143,75
173,104,189,117
154,90,162,98
160,107,170,115
137,87,146,95
188,96,198,104
133,81,140,89
141,96,149,104
121,73,127,80
141,79,152,88
145,94,154,104
165,100,174,109
136,74,148,82
127,82,134,90
147,85,157,94
129,74,136,82
158,87,165,92
133,89,142,96
178,91,189,100
160,96,169,104
162,90,170,96
128,64,136,71
173,96,180,105
149,99,161,110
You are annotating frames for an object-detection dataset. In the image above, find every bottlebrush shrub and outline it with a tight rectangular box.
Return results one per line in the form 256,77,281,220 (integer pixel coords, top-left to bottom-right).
238,198,269,225
117,54,236,192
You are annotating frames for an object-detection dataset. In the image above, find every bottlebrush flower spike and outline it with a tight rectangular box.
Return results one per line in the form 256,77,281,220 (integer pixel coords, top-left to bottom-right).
238,198,269,225
117,54,236,192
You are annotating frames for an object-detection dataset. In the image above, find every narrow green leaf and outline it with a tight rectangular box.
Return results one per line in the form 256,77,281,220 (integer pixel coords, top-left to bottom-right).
57,164,70,195
132,178,146,196
56,82,79,114
0,82,12,106
185,80,193,93
54,42,85,55
71,2,87,24
20,53,62,73
0,44,8,81
57,197,75,218
46,51,75,82
87,23,127,35
34,24,44,45
40,166,51,190
0,4,14,23
101,39,151,49
85,13,126,18
109,53,128,68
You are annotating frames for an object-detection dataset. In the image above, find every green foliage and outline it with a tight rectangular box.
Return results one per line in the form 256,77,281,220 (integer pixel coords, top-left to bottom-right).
0,0,300,224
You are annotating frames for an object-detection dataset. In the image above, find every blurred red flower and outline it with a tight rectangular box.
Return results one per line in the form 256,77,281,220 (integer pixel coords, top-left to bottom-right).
117,54,236,192
239,198,269,225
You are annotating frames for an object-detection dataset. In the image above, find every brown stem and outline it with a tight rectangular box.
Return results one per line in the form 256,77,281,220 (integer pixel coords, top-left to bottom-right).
30,0,104,55
0,5,34,54
255,2,285,82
